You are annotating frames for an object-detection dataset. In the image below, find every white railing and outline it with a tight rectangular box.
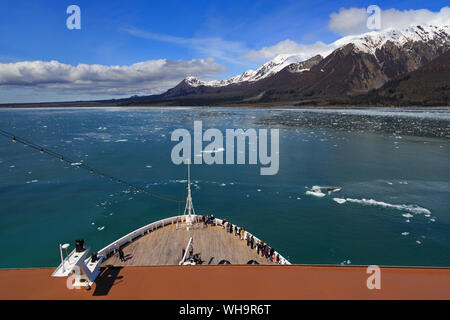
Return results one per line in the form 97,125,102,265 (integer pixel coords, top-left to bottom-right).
214,218,291,265
98,215,291,265
98,215,191,259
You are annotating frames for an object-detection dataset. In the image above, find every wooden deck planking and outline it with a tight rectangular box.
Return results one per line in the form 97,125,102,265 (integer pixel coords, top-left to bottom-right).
103,223,274,266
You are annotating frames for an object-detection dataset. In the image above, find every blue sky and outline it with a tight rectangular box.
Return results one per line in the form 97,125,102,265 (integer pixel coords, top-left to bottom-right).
0,0,448,103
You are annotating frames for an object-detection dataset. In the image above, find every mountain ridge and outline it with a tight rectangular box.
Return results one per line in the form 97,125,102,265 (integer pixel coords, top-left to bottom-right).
2,24,449,108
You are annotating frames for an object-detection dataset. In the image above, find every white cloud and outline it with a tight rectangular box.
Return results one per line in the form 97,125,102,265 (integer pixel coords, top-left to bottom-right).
124,27,248,65
244,6,450,62
0,58,226,96
329,6,450,36
244,39,330,61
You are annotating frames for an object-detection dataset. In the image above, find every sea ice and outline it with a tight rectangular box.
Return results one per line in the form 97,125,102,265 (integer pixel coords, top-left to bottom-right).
333,198,347,204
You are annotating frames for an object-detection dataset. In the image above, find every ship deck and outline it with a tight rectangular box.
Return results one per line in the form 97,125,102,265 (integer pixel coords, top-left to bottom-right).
102,223,275,266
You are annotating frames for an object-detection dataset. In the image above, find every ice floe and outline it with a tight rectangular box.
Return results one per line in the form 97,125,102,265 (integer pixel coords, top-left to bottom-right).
306,186,341,197
333,197,431,215
202,147,224,154
333,198,347,204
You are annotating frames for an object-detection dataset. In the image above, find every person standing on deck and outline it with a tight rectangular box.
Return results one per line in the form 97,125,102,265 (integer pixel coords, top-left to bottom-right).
118,247,125,262
250,236,254,249
265,245,271,259
189,243,194,257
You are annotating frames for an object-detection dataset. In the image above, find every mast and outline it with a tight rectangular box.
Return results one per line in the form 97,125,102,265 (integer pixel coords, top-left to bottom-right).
183,161,195,218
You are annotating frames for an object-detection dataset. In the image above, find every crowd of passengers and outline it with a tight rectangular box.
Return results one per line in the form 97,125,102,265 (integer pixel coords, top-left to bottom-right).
200,215,284,264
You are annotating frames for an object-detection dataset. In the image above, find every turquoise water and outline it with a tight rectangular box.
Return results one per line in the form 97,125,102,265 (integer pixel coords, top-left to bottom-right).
1,107,449,268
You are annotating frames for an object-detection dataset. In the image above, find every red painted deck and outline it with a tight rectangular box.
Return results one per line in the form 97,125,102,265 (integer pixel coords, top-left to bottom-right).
1,265,450,300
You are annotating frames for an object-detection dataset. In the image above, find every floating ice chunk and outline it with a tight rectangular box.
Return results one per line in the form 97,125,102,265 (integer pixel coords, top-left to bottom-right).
202,147,224,154
306,189,325,197
306,185,341,197
416,240,422,245
115,139,128,142
220,183,226,187
338,198,431,215
145,165,152,168
402,213,413,218
97,226,105,231
257,189,261,192
333,198,347,204
401,232,409,236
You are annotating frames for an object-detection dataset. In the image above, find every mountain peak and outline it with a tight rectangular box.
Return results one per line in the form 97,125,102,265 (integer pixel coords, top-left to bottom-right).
178,24,449,94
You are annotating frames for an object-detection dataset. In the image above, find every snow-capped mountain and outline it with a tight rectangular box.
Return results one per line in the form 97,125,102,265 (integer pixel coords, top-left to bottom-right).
156,23,449,106
333,24,450,55
184,24,449,88
185,54,311,87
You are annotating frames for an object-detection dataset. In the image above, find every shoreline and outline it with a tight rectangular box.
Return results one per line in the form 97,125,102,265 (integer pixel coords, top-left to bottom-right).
1,104,450,110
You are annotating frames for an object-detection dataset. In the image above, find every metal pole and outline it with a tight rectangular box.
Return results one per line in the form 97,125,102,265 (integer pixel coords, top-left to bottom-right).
59,244,65,272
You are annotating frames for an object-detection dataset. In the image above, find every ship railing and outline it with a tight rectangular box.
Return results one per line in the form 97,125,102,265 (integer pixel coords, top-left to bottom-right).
213,218,291,265
97,215,198,260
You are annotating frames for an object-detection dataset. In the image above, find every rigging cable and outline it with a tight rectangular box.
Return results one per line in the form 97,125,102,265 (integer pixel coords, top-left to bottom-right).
0,128,184,203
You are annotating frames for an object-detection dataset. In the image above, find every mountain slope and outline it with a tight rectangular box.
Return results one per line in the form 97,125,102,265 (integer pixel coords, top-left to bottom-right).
123,24,450,106
367,49,450,105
